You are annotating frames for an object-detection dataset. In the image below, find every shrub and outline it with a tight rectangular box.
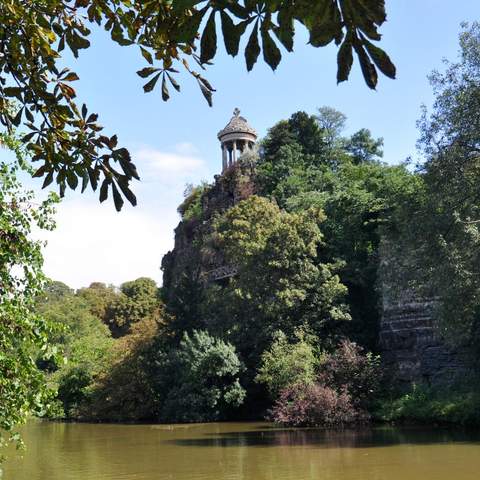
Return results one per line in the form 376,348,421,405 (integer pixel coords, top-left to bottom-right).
319,339,382,409
267,339,380,426
376,383,480,426
255,330,319,398
178,182,210,221
269,383,364,427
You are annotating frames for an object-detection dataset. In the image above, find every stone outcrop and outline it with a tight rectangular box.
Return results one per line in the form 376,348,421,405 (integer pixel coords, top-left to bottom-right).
378,240,473,388
380,300,472,387
161,162,256,301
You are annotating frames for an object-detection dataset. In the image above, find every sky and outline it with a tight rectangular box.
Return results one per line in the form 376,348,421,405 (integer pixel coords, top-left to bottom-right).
6,1,480,289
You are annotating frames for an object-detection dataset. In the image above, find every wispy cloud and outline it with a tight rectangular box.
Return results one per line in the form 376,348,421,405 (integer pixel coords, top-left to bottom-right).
174,142,199,155
34,143,212,289
134,145,208,178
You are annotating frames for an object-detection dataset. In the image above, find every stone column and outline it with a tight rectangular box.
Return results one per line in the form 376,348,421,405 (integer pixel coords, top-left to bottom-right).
222,144,227,172
232,140,237,164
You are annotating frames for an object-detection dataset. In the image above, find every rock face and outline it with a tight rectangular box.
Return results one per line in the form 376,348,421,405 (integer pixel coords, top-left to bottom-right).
161,162,256,302
378,241,473,388
379,300,472,387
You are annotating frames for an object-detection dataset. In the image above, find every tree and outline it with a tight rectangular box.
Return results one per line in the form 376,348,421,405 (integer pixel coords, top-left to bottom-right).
35,277,171,421
157,330,246,422
316,106,347,144
262,111,328,159
162,269,207,338
346,128,384,164
37,289,115,417
83,317,162,421
257,109,358,202
257,111,336,200
257,110,419,349
40,280,74,302
105,277,162,337
0,1,395,207
76,282,117,320
207,196,350,364
310,161,419,347
0,135,59,451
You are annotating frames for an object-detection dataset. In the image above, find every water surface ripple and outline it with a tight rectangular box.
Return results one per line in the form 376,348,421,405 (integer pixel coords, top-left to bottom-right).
4,421,480,480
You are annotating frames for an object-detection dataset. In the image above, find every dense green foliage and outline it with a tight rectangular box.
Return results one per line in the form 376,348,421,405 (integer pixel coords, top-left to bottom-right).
0,1,393,208
208,196,350,353
38,280,247,423
36,282,115,417
82,317,162,421
178,183,211,221
36,278,165,421
105,277,162,337
256,329,319,398
376,384,480,426
36,98,480,427
0,135,59,451
155,105,421,420
156,330,245,422
4,16,480,467
256,109,418,348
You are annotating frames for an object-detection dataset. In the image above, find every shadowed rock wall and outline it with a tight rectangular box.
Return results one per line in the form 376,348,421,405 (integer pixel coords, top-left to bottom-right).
378,240,472,387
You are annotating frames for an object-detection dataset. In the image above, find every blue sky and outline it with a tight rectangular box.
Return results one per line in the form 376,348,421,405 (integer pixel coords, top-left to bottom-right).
16,1,480,288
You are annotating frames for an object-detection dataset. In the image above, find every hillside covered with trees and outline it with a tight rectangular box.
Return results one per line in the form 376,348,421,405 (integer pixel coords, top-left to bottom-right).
3,23,480,446
35,20,480,424
30,106,402,423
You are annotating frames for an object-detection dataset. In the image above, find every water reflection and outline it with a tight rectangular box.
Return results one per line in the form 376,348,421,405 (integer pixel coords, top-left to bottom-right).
170,425,480,449
3,421,480,480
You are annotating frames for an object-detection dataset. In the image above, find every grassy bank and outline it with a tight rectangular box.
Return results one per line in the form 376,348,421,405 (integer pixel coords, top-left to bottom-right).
375,384,480,426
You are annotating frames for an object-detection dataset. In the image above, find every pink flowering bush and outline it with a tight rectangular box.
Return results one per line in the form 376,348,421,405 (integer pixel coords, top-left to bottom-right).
319,339,382,410
269,340,380,426
269,383,365,427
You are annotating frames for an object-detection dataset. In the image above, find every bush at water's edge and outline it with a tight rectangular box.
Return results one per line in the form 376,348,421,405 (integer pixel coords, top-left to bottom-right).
374,383,480,427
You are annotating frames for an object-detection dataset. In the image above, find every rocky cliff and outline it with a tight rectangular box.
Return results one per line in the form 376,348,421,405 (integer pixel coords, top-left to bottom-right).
161,161,256,304
378,240,473,387
162,166,474,388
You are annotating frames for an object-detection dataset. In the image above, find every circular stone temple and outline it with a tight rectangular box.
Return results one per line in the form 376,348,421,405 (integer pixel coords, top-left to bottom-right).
218,108,257,173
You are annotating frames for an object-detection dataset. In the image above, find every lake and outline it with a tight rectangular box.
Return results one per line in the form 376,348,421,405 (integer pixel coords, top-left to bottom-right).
3,421,480,480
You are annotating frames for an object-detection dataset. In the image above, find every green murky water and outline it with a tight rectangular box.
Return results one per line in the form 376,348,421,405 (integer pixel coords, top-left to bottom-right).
3,421,480,479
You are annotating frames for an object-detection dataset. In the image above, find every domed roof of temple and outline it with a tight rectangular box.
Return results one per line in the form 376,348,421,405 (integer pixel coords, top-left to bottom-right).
217,108,257,140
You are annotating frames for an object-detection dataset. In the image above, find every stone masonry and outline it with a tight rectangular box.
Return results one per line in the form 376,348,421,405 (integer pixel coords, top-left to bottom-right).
378,240,473,388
